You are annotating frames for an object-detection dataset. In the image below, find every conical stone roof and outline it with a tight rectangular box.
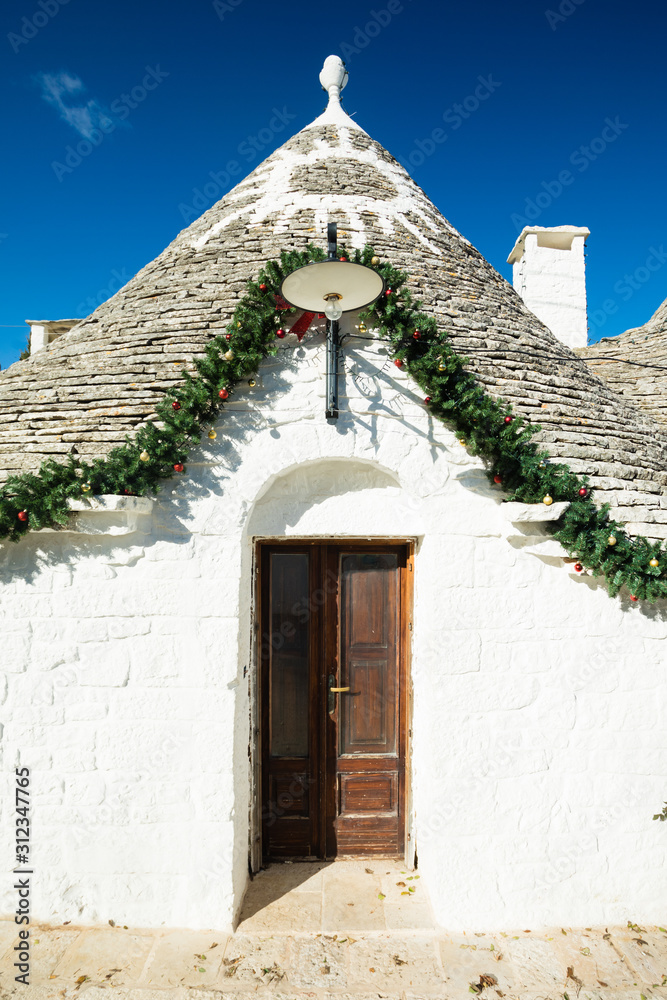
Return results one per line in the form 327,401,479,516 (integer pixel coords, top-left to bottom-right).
2,59,667,540
579,295,667,430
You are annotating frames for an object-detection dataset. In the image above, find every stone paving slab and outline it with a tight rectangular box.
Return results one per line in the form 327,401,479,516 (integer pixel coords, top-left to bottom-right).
50,927,154,987
1,922,667,999
1,864,666,1000
137,930,228,989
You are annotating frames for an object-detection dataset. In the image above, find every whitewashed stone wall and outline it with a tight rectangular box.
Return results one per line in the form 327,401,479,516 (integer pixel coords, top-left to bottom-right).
1,330,666,932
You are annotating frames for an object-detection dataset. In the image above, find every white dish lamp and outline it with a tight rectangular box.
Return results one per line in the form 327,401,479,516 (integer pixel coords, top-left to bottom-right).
280,260,384,321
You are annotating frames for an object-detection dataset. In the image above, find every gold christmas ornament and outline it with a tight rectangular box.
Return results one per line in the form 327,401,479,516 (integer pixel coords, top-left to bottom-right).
459,439,466,446
223,350,234,361
371,256,380,265
438,358,446,371
81,483,91,493
139,450,150,462
650,557,659,567
248,379,256,388
542,495,554,506
237,321,242,328
208,429,217,440
607,535,617,546
358,322,367,334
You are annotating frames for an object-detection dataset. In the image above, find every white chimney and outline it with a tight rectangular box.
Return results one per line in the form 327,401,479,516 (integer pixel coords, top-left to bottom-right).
25,318,81,355
507,225,590,350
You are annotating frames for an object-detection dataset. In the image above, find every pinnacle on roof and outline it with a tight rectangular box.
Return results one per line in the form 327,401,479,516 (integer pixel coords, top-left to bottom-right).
305,55,365,133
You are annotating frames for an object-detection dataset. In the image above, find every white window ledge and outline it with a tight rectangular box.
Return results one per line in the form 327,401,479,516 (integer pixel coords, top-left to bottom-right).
501,501,570,522
39,495,154,535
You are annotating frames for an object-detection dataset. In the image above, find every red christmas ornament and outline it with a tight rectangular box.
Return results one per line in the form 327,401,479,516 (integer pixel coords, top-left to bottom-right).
413,330,421,339
174,463,184,473
394,359,403,368
225,333,231,341
17,510,28,522
339,256,347,261
493,474,503,485
124,489,134,495
172,401,181,410
424,396,431,405
276,328,286,339
630,595,639,602
259,283,267,291
218,389,229,400
385,288,392,296
574,563,583,573
504,416,513,424
578,487,588,497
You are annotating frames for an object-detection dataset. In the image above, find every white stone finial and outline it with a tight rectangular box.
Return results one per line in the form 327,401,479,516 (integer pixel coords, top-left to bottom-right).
301,54,364,133
319,55,348,110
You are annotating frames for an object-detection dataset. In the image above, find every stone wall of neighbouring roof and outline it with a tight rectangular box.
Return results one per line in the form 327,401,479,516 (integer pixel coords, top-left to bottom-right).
2,123,667,540
578,296,667,431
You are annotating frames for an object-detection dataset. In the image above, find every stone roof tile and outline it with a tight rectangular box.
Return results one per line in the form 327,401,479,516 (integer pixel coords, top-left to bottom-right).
578,296,667,428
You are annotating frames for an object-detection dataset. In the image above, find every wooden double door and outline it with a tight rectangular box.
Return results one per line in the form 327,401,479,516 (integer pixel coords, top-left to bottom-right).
259,542,410,860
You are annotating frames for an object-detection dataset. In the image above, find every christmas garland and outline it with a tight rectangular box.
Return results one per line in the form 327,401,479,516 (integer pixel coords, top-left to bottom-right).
1,244,666,604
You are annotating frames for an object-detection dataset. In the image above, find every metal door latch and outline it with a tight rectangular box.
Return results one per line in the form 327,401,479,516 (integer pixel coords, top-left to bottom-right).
328,674,350,712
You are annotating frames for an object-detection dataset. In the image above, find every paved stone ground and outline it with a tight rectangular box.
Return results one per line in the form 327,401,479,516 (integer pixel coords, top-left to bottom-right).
1,862,666,1000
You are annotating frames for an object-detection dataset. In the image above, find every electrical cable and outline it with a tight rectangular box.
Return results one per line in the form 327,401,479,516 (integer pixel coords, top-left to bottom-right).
341,333,667,373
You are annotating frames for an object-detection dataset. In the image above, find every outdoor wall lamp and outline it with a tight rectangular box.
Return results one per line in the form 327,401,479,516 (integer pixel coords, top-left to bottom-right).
280,223,384,418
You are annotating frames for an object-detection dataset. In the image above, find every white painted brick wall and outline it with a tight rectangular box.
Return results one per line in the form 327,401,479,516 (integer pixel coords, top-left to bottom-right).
1,330,665,931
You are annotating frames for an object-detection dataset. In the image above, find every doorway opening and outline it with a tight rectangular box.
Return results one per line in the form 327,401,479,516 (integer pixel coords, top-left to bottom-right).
256,540,412,862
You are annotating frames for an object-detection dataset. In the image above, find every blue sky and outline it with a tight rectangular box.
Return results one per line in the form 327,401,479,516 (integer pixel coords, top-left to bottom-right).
1,0,666,368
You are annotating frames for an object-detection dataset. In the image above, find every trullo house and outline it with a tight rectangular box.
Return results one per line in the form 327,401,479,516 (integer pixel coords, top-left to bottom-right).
1,56,666,933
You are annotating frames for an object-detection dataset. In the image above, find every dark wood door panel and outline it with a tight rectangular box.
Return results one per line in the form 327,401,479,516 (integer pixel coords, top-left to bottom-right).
335,815,402,855
343,659,396,751
261,547,322,860
260,541,409,861
339,771,398,814
331,548,405,856
264,768,314,858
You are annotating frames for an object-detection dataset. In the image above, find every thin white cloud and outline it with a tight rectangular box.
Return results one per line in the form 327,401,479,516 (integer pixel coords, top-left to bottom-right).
37,71,113,139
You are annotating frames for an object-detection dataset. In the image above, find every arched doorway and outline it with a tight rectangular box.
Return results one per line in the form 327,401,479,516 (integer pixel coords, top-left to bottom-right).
243,457,421,871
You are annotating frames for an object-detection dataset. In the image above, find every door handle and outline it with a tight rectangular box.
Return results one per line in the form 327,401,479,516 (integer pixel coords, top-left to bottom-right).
328,674,350,713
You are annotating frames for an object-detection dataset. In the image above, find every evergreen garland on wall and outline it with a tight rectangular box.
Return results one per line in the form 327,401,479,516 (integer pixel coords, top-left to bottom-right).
1,244,665,604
